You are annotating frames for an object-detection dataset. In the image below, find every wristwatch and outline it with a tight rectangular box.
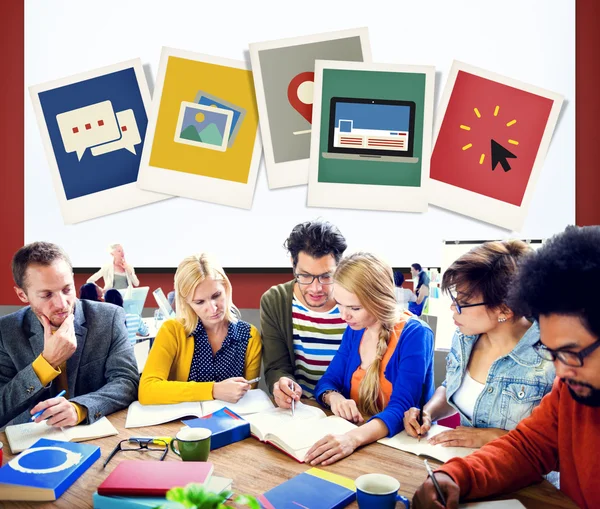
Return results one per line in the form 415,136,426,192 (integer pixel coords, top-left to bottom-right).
322,389,340,407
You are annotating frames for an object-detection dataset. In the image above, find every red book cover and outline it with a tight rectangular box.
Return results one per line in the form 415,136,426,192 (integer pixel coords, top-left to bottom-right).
98,460,214,496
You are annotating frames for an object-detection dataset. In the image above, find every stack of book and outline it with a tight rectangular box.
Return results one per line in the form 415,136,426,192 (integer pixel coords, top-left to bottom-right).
94,460,232,508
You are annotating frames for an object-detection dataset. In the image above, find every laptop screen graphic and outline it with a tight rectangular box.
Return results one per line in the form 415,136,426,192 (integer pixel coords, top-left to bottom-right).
327,98,416,158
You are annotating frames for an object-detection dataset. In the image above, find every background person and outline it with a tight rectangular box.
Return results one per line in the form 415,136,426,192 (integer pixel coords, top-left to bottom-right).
408,263,429,316
79,282,103,301
139,253,262,405
403,240,555,448
305,252,435,466
104,289,148,344
87,243,139,292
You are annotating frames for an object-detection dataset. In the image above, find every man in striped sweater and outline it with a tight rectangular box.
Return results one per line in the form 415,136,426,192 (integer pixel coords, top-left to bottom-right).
261,220,348,408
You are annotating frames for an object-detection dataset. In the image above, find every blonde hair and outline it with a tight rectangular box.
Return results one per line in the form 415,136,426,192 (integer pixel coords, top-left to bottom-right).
334,252,401,416
108,243,122,255
174,253,239,335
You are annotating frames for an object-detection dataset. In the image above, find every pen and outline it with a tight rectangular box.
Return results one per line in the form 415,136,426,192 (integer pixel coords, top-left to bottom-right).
129,436,173,445
289,381,295,417
31,389,66,421
417,386,426,442
246,377,261,384
424,459,447,507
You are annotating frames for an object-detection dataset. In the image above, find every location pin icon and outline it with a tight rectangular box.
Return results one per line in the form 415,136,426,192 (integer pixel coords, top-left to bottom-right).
287,71,315,124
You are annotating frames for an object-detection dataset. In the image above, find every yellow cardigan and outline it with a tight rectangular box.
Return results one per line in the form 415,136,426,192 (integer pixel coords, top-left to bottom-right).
139,318,262,405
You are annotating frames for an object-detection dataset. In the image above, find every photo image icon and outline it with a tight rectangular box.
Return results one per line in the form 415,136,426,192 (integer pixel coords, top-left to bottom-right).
174,101,233,152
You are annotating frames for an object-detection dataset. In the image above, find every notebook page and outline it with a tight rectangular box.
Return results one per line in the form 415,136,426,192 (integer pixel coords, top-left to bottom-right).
125,401,203,428
244,402,327,440
4,421,68,453
63,416,119,442
378,424,477,463
201,389,275,416
459,501,526,508
271,415,358,460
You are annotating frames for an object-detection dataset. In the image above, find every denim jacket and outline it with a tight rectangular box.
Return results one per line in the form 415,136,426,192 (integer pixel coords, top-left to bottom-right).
442,321,555,430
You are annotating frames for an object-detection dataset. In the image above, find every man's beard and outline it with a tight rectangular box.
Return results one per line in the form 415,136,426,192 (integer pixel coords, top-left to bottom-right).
563,378,600,407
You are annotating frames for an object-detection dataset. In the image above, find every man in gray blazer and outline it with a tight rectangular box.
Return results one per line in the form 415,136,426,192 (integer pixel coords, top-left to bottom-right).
0,242,139,429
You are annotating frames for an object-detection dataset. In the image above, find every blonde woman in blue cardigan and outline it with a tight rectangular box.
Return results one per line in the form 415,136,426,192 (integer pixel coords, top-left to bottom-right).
305,252,435,466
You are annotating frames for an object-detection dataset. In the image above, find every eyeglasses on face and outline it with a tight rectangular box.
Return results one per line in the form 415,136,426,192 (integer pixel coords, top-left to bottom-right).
533,339,600,367
103,438,168,468
449,290,486,315
294,272,334,285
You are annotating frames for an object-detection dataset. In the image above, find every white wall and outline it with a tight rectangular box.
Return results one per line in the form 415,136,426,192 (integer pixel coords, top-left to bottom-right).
24,0,575,268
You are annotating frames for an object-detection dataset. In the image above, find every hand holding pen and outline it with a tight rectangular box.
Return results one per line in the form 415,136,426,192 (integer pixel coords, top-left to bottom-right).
273,376,301,411
29,389,79,427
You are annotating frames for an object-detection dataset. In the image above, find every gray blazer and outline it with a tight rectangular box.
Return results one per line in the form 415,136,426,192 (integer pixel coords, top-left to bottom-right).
0,299,140,428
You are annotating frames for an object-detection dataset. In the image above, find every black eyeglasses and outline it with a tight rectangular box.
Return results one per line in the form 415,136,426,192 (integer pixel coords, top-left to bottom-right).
294,272,334,285
103,438,168,468
533,340,600,367
449,291,486,315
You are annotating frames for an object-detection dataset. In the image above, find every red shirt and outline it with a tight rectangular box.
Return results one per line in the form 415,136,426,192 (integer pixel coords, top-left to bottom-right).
440,378,600,509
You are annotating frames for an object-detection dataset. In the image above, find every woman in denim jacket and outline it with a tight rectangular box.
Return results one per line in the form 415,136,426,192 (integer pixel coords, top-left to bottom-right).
403,240,556,448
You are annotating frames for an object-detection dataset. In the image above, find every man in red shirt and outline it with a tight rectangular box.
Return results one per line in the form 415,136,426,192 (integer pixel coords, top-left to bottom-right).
413,225,600,509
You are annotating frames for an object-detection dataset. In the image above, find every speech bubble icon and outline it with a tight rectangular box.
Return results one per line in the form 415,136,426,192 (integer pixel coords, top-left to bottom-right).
287,71,315,124
90,109,141,156
56,100,120,161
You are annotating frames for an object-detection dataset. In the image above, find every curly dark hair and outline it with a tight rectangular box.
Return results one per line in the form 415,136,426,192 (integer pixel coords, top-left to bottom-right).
509,225,600,339
284,220,347,268
441,239,533,313
12,241,72,289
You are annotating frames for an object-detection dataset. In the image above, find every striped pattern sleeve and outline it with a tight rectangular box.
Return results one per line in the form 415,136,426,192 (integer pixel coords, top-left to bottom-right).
291,300,346,398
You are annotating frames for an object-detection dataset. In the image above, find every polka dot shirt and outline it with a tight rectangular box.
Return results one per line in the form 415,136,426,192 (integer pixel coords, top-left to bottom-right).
187,319,252,383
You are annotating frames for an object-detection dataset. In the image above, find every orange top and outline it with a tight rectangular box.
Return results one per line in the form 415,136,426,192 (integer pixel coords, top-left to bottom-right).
440,378,600,509
350,320,407,410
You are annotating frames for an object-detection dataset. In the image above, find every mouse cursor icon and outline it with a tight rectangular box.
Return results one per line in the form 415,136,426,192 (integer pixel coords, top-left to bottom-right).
490,139,517,172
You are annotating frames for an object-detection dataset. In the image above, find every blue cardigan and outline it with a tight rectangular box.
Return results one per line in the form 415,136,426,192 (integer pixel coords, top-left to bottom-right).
314,317,435,437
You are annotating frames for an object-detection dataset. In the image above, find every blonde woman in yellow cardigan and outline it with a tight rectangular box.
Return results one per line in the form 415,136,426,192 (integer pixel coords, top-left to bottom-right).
139,253,262,405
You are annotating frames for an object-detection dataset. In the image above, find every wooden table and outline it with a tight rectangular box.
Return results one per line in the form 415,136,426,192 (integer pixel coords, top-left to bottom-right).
0,408,576,509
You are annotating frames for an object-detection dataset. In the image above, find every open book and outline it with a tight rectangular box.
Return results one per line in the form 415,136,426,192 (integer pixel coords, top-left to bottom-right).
125,389,275,428
4,416,118,454
244,402,357,463
377,424,477,463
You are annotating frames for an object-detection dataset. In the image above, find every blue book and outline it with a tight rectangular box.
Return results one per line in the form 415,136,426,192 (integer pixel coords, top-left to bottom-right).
93,493,185,509
258,468,356,509
0,438,100,501
182,407,250,450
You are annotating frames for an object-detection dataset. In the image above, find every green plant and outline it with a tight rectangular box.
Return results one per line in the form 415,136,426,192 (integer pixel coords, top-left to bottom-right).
162,483,261,509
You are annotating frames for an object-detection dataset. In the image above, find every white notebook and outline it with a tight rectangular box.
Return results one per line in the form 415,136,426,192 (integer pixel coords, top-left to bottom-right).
244,402,357,462
377,424,477,463
459,501,525,508
5,416,118,453
125,389,275,428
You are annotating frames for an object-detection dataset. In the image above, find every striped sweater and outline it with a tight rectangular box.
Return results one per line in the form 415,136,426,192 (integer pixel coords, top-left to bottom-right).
291,296,346,397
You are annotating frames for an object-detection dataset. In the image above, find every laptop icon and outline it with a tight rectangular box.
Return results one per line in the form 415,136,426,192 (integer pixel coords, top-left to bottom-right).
322,97,419,163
